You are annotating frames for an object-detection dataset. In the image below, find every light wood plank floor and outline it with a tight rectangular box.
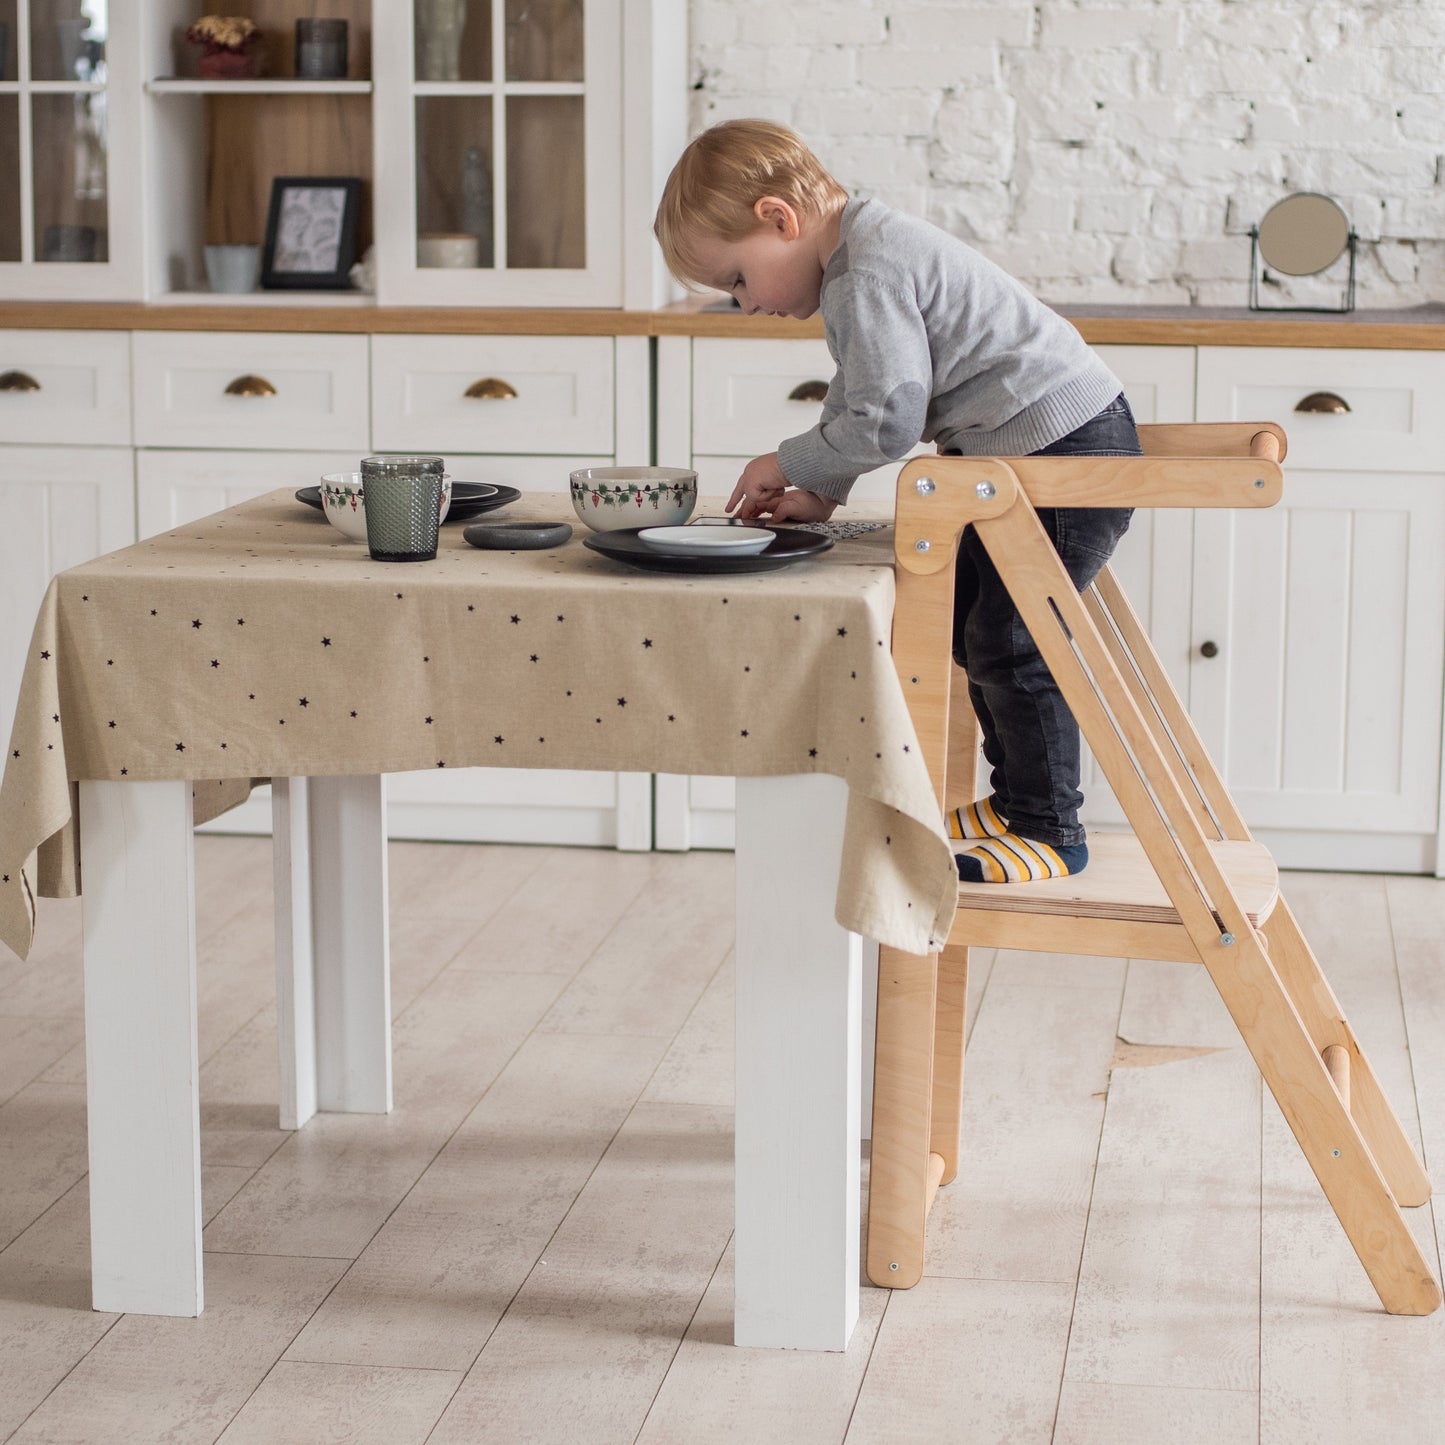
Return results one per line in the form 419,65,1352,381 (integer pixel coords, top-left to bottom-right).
1,838,1443,1443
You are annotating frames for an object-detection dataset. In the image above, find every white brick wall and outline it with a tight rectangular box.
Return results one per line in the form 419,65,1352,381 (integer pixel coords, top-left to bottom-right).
689,0,1445,307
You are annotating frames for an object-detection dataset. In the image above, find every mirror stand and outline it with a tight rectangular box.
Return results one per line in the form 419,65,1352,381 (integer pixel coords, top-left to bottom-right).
1249,226,1357,313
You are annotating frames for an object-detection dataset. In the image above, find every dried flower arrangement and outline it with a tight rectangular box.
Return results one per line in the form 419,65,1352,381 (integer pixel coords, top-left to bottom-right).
185,16,259,54
186,16,261,78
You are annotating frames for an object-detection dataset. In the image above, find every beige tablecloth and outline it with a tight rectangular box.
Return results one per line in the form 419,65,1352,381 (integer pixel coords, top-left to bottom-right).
0,491,957,960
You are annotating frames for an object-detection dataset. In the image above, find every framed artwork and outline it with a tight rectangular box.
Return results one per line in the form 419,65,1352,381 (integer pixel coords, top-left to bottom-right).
261,176,363,289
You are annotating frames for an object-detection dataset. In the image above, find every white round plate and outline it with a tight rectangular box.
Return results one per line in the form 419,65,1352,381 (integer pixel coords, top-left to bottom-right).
638,525,773,556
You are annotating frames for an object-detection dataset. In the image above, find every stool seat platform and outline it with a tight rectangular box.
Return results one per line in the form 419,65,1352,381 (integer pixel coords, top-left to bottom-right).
954,830,1279,926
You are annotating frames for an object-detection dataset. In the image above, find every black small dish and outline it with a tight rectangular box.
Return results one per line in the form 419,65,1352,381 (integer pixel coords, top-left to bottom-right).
463,521,573,550
582,525,833,574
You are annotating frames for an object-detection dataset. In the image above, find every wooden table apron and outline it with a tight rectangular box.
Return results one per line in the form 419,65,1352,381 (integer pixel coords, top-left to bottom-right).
0,491,957,1351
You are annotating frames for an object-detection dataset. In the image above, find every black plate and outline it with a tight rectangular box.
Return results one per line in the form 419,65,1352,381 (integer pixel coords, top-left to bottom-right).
583,525,834,574
296,482,520,523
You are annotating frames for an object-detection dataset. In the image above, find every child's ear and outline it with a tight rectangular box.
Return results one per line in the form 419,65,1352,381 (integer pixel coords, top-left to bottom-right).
753,196,801,240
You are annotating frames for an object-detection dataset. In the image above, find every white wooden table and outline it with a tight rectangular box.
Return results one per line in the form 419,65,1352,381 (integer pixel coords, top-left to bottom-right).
79,769,863,1351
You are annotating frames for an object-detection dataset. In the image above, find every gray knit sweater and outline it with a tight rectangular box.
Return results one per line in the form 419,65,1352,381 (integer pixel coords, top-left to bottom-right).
777,198,1124,502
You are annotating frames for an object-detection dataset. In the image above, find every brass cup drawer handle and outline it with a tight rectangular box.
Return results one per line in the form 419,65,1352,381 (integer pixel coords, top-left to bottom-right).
0,369,41,393
1294,390,1351,414
224,374,277,397
788,379,829,403
465,377,518,400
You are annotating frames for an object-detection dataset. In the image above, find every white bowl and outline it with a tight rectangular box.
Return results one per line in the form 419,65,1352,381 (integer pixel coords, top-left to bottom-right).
569,466,697,533
319,472,452,543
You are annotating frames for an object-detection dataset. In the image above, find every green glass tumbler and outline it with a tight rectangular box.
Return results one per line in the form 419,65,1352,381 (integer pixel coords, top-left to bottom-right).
361,455,445,562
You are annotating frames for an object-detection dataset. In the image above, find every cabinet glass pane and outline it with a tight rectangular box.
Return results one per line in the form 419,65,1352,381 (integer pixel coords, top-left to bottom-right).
0,97,17,261
507,95,583,269
32,92,108,262
414,0,491,83
29,0,106,83
415,96,494,268
0,0,15,82
504,0,582,83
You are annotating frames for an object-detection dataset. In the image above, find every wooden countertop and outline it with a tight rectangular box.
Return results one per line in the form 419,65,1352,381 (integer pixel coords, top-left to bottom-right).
5,297,1445,348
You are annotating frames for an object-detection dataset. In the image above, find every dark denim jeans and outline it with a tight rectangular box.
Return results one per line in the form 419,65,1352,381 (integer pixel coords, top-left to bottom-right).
949,393,1141,846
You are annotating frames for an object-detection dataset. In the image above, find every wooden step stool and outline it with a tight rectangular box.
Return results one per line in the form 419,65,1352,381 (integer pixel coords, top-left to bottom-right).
869,421,1441,1316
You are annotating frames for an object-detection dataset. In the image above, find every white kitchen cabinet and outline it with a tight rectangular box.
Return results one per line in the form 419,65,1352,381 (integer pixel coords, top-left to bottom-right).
1194,347,1445,872
0,445,135,740
2,3,684,306
0,330,137,745
0,3,142,300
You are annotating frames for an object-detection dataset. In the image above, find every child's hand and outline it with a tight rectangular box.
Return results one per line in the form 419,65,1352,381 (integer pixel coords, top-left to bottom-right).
727,453,788,519
767,489,839,524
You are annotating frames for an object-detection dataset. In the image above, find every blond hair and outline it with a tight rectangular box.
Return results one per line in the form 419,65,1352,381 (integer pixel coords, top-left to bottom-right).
654,119,849,287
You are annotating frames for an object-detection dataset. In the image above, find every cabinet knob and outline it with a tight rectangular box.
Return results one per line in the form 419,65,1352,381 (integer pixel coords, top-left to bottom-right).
1199,640,1220,659
224,373,277,397
1294,390,1351,414
465,377,518,400
787,380,829,403
0,369,41,393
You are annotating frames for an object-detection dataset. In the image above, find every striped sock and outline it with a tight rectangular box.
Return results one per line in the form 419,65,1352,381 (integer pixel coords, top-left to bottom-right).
949,797,1010,842
955,834,1089,883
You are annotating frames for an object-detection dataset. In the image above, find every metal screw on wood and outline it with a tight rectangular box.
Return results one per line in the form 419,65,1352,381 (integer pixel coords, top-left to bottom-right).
1220,932,1236,945
1254,478,1266,488
915,476,935,495
976,480,996,499
915,539,930,553
889,1261,899,1271
1333,1149,1342,1157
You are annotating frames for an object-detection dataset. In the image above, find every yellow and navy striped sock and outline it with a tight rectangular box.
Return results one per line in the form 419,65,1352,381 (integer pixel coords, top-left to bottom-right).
955,833,1088,883
949,797,1010,842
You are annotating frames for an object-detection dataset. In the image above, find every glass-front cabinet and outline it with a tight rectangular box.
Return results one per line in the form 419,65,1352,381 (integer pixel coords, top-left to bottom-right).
0,0,140,299
373,0,624,305
0,1,680,305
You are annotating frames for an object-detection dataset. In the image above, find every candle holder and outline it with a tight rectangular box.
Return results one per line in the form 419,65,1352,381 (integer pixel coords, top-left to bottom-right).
295,18,348,80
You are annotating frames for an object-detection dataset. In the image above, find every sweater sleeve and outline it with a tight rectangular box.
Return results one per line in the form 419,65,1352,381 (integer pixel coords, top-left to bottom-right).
776,270,932,504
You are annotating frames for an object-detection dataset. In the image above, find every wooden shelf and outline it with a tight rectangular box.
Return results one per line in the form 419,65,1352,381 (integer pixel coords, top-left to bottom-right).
146,79,373,96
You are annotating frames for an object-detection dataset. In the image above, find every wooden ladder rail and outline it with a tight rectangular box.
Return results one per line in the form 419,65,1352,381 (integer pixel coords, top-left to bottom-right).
868,424,1440,1315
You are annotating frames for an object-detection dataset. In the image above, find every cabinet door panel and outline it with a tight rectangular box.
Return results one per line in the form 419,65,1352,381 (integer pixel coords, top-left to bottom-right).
1191,473,1444,834
0,445,134,740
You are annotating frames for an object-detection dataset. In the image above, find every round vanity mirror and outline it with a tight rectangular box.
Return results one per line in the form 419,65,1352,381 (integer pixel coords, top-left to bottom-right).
1255,192,1352,276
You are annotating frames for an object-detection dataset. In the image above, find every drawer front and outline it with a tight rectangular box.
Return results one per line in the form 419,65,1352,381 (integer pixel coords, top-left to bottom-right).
0,330,132,445
371,335,614,454
1197,346,1445,472
692,337,837,456
132,332,370,451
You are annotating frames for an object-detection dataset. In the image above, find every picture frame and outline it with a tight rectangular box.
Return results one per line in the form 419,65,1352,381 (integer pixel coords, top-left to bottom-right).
261,176,363,290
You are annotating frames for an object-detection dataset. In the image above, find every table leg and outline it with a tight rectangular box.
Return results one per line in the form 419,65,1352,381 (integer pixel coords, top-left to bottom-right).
290,775,392,1115
734,774,861,1351
272,778,318,1130
80,779,203,1315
